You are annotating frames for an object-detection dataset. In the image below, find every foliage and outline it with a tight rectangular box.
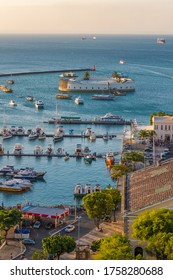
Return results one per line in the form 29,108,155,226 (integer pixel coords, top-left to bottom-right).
132,209,173,260
112,71,121,82
149,111,173,125
0,208,22,240
83,192,114,229
122,151,144,170
94,233,133,260
32,249,47,260
110,164,131,182
90,240,101,252
137,129,154,139
146,232,173,260
102,188,121,222
42,235,76,260
83,71,90,80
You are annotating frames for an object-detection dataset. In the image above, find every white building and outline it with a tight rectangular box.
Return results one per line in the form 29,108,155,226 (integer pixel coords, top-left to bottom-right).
153,116,173,142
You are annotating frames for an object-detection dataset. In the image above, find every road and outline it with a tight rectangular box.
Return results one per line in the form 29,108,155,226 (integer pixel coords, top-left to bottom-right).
21,213,95,259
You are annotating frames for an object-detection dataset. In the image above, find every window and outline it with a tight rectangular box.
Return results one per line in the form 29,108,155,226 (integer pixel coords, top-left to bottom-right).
165,125,167,130
161,125,163,130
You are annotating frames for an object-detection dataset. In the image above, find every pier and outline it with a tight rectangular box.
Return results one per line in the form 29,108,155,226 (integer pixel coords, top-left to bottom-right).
0,133,117,138
0,67,95,77
0,152,120,158
47,119,132,125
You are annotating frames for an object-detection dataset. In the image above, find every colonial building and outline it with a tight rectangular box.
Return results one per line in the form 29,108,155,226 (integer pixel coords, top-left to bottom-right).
121,159,173,258
153,116,173,142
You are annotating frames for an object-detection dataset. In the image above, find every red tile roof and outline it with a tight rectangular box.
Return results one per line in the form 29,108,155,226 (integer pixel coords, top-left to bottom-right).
126,159,173,211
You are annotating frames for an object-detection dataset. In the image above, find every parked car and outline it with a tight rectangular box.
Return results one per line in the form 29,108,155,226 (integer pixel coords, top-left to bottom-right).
44,222,54,229
33,221,41,229
22,238,35,245
65,225,75,233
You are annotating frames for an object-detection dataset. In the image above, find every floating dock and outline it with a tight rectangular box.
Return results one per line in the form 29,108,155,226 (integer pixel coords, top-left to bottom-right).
47,119,131,125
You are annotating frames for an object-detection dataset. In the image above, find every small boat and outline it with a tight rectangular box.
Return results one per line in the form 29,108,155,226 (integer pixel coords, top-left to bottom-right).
75,96,84,105
45,144,54,156
34,145,43,155
2,131,13,140
105,152,115,166
56,93,72,99
119,59,126,64
59,72,78,78
16,126,25,135
13,143,24,155
53,126,64,143
10,126,17,135
9,100,17,106
75,144,83,155
26,96,34,101
0,165,15,176
91,94,114,100
83,146,91,154
85,128,92,137
56,147,64,156
7,80,14,84
0,144,4,155
35,100,44,109
0,183,23,192
103,133,109,141
28,131,38,140
64,154,70,161
89,132,96,142
84,154,93,164
2,87,13,93
38,131,46,140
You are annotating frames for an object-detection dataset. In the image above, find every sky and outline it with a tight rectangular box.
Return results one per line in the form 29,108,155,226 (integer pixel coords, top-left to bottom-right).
0,0,172,35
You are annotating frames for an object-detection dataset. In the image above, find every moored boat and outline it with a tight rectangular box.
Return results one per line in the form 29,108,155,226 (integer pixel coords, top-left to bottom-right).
34,145,43,155
56,93,72,99
35,100,44,109
45,144,54,156
105,152,115,166
13,143,24,155
91,94,114,100
59,72,78,78
75,96,84,105
26,96,34,101
89,132,96,142
9,100,17,106
100,113,124,122
84,154,93,163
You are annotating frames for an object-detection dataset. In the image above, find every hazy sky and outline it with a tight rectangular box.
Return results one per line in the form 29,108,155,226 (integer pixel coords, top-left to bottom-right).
0,0,172,34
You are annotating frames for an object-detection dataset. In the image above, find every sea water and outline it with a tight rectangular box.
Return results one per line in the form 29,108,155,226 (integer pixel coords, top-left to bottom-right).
0,34,173,207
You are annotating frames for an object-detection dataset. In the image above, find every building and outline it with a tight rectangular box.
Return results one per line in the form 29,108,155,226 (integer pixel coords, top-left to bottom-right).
121,158,173,258
153,116,173,142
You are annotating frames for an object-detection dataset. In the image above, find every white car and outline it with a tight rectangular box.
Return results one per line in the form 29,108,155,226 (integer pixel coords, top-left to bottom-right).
33,221,41,229
65,225,75,233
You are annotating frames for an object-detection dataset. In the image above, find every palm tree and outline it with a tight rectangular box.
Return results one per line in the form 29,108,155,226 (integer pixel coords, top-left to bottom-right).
83,71,90,80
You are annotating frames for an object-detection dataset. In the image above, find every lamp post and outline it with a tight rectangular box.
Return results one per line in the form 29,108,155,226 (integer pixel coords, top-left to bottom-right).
77,216,82,245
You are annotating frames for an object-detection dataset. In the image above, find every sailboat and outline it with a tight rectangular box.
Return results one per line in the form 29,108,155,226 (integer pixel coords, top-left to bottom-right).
48,101,59,123
38,112,46,140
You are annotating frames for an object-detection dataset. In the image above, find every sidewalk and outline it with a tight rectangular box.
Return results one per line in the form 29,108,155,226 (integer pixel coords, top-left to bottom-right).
0,239,25,260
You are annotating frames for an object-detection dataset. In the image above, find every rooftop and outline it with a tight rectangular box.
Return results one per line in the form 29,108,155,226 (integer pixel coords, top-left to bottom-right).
125,159,173,212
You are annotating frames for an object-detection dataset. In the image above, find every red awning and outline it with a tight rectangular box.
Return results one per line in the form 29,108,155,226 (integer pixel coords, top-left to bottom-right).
51,215,60,219
34,213,40,217
41,214,48,218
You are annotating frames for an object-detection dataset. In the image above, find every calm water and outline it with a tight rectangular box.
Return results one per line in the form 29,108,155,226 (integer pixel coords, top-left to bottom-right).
0,34,173,207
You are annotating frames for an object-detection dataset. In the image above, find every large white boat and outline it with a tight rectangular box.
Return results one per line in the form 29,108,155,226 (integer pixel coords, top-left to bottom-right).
59,72,135,93
157,37,165,44
53,126,64,142
100,113,124,122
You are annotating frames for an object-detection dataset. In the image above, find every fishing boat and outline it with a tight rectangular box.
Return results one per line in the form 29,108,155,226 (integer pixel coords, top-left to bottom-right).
91,94,114,100
35,100,44,109
13,143,24,155
75,96,84,105
105,152,115,166
9,100,17,106
56,93,72,99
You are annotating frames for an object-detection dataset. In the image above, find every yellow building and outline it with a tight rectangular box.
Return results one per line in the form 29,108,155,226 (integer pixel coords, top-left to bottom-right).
153,115,173,142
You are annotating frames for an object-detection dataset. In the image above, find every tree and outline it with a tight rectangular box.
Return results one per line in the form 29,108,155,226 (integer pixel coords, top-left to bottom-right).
0,208,22,242
94,233,133,260
102,188,121,222
132,209,173,260
110,164,131,187
83,71,90,80
83,192,114,229
122,151,144,170
42,235,76,260
32,249,47,260
112,71,121,82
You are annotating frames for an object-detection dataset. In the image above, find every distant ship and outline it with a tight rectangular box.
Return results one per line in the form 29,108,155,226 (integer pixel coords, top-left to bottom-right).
157,38,165,44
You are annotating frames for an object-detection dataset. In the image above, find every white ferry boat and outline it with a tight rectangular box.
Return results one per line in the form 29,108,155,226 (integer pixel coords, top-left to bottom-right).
59,73,135,93
157,38,165,44
100,113,124,122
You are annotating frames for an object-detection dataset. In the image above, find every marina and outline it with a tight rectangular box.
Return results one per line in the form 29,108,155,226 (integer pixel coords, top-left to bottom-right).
0,34,172,207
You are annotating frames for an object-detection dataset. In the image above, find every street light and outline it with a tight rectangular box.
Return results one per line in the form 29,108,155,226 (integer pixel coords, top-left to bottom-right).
76,216,82,246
